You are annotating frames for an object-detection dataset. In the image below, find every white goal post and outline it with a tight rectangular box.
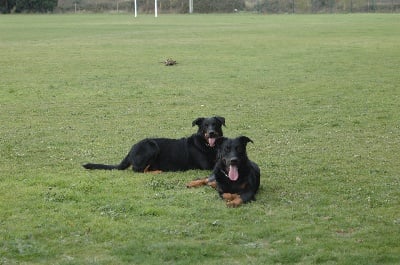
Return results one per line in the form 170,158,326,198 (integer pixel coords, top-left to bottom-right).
189,0,193,13
133,0,157,17
134,0,193,17
134,0,137,17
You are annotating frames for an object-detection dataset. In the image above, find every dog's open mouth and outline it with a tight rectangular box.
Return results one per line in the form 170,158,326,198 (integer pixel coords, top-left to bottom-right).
227,165,239,181
208,137,216,147
205,133,218,147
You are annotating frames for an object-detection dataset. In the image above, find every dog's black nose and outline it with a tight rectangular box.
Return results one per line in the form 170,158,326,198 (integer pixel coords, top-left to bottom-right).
230,157,238,165
208,131,216,137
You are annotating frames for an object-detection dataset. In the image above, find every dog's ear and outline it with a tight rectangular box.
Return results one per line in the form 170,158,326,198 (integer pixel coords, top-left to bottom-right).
214,116,226,127
192,117,204,127
238,136,253,146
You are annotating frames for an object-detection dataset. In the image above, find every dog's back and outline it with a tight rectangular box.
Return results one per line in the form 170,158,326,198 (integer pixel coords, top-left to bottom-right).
83,116,225,173
140,136,216,171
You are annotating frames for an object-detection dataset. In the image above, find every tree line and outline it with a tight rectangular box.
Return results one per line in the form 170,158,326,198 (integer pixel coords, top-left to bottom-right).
1,0,57,13
1,0,399,13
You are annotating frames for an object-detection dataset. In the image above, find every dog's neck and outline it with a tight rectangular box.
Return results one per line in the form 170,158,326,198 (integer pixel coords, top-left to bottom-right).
220,168,229,177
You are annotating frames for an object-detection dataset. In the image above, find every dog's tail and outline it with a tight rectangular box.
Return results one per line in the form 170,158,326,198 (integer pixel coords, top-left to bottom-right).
83,154,131,170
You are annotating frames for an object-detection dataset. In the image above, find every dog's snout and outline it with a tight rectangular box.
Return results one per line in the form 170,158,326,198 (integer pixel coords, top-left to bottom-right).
230,157,238,165
208,131,216,137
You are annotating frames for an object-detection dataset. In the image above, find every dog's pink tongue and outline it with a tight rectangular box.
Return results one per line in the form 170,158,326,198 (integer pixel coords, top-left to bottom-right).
208,138,216,147
228,165,239,181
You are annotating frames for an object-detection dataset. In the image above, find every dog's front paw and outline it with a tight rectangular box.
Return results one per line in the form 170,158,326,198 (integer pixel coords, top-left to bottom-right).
207,180,217,189
223,193,242,207
226,197,243,207
222,193,236,201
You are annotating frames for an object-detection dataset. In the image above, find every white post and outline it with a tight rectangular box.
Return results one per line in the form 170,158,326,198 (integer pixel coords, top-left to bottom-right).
134,0,137,17
189,0,193,13
155,0,158,17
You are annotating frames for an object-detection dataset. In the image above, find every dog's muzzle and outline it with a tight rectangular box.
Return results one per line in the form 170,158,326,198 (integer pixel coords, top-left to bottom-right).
205,131,219,147
222,157,239,181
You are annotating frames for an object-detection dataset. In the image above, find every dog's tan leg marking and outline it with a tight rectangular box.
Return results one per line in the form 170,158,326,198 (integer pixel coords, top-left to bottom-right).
143,165,162,174
226,196,243,207
222,193,242,207
186,178,209,188
222,193,240,201
207,180,217,189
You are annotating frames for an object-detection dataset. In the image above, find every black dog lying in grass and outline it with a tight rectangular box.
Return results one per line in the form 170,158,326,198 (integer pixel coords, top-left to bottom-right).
187,136,260,207
214,136,260,207
83,116,225,173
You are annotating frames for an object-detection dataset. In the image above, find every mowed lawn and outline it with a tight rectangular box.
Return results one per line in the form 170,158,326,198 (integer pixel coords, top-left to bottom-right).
0,13,399,264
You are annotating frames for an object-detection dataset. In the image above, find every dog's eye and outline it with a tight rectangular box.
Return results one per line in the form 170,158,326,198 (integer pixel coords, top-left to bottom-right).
224,146,231,152
236,146,244,153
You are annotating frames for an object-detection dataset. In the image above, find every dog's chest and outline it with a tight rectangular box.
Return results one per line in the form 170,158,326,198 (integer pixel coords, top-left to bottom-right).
217,173,248,193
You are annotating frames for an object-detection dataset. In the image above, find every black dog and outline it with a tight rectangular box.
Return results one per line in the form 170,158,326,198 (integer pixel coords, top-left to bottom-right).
83,116,225,173
213,136,260,207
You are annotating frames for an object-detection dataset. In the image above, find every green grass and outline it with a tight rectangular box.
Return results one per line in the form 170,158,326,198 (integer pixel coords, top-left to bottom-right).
1,13,399,264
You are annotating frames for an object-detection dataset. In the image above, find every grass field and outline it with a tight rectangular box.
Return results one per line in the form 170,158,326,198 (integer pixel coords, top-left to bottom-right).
1,13,399,264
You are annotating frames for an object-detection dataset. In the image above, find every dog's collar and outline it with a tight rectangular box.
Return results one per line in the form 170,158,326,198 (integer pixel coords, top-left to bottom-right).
220,169,229,178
